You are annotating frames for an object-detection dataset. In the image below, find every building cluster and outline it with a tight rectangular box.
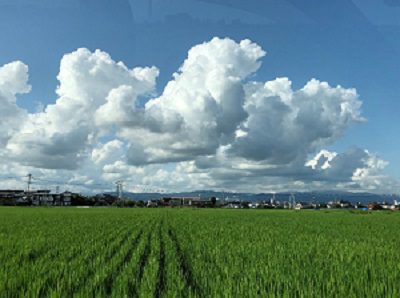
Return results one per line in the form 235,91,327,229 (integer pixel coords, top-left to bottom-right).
0,190,73,206
242,199,400,211
147,197,400,211
146,197,217,208
0,190,133,207
293,199,399,211
1,190,399,211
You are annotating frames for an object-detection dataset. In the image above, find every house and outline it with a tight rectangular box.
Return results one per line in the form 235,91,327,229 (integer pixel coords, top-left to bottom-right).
147,200,159,208
295,202,313,210
160,197,184,207
181,197,200,206
27,190,53,206
327,200,353,209
191,198,215,208
368,202,383,210
249,202,259,209
354,202,367,209
223,200,242,209
311,202,320,209
61,192,73,206
260,202,275,209
283,201,292,209
159,197,215,207
339,200,353,208
0,190,25,205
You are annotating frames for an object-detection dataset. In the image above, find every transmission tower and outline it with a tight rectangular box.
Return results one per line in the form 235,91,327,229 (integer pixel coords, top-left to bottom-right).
289,193,296,209
271,193,276,205
115,180,124,200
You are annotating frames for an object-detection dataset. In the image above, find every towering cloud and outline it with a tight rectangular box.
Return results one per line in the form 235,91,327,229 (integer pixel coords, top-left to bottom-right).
96,37,266,165
0,37,396,192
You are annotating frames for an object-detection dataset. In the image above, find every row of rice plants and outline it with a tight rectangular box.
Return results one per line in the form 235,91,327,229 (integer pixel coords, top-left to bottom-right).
109,224,155,297
166,209,400,297
0,208,152,296
160,223,187,297
0,209,122,294
2,208,400,296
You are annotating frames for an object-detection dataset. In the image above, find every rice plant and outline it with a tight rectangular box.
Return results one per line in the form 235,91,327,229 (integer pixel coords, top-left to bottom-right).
1,208,399,297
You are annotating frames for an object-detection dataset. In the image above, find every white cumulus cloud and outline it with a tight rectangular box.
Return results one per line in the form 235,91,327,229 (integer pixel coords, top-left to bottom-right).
0,37,397,193
0,61,30,146
6,48,158,169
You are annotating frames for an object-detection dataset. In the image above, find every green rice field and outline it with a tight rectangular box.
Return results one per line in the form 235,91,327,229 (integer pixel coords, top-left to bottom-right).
1,207,400,297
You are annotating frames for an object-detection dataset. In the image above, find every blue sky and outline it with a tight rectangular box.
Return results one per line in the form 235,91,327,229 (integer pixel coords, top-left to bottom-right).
0,0,399,193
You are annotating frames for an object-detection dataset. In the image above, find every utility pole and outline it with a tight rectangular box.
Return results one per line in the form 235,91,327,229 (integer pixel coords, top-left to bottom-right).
25,173,33,205
27,173,32,192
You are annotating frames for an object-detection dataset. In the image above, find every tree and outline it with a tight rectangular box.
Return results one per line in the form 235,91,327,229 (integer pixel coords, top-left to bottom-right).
210,197,217,207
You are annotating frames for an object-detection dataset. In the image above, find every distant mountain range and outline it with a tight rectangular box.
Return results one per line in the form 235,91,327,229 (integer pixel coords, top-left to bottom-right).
108,190,399,204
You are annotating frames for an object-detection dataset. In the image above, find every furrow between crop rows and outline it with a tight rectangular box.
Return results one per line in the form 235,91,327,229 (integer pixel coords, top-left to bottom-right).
167,227,202,297
7,224,129,296
77,226,147,297
101,229,144,295
154,222,166,298
65,226,136,296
